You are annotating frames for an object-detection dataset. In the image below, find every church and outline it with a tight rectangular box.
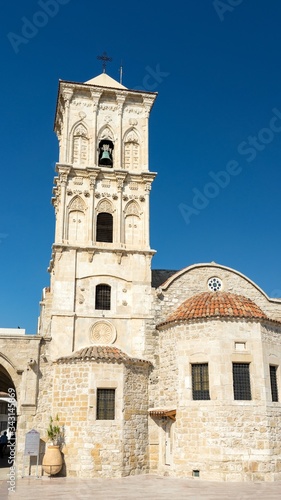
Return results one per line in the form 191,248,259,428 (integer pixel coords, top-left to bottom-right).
0,70,281,481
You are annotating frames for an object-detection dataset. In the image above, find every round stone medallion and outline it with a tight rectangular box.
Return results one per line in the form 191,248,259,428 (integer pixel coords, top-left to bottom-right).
90,320,116,345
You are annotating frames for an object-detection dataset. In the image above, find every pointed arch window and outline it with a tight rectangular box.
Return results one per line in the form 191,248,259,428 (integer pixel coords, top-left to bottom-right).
95,284,111,310
72,123,89,165
123,129,140,170
96,213,113,242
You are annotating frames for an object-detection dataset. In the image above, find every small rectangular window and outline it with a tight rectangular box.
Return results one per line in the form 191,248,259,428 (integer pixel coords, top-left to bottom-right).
95,284,111,310
192,363,210,400
96,389,115,420
270,365,279,402
232,363,251,400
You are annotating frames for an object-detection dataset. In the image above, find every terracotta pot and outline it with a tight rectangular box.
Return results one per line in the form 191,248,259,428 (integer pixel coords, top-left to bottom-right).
42,445,63,476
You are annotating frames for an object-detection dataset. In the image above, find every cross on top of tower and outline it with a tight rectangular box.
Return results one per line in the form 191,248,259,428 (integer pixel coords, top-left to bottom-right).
97,51,112,73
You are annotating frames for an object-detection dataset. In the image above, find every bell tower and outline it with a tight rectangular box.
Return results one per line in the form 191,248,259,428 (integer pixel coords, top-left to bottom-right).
38,72,157,359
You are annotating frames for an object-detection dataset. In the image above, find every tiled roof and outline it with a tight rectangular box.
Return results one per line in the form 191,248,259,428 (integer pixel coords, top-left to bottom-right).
57,345,152,366
159,292,268,326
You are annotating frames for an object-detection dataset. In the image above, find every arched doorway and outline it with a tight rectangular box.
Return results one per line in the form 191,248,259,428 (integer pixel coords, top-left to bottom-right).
0,365,17,470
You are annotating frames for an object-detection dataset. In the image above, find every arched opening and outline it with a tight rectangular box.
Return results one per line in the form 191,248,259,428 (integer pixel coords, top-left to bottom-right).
96,213,113,242
0,365,17,465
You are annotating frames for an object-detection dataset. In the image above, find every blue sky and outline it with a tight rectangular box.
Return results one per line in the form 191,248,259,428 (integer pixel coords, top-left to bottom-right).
1,0,281,333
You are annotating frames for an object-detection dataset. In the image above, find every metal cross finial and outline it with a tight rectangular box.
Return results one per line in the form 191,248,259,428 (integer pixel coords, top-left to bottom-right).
97,52,112,73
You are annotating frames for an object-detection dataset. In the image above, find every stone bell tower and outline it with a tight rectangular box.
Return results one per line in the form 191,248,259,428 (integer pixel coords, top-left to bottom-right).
38,72,157,359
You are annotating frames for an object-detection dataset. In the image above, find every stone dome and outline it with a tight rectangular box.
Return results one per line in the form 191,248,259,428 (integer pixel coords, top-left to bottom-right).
160,292,268,326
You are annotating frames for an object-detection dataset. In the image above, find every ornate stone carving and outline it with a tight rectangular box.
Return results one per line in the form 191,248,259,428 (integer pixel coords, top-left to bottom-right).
126,130,139,143
68,196,86,212
90,321,116,345
98,126,114,141
73,177,83,185
62,87,73,106
125,107,142,115
125,201,140,217
99,104,118,111
96,199,113,214
101,180,111,188
72,100,92,107
129,118,138,126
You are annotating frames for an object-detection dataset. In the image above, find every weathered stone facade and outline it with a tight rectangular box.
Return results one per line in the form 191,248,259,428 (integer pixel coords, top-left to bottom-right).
0,72,281,482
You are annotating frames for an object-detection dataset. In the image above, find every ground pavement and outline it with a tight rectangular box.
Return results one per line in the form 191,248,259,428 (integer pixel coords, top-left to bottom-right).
0,465,281,500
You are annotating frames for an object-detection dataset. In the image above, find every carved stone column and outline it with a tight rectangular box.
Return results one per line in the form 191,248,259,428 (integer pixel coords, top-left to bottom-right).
91,90,102,165
62,88,74,164
116,172,127,244
88,170,99,243
116,93,127,169
143,96,155,170
57,167,71,242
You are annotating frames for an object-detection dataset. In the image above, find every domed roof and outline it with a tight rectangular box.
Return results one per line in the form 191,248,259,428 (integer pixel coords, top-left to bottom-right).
161,292,268,326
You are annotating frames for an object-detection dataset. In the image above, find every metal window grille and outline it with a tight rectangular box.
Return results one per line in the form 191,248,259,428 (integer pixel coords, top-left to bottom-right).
270,365,279,402
96,213,113,242
232,363,252,400
96,389,115,420
192,363,210,400
95,284,111,310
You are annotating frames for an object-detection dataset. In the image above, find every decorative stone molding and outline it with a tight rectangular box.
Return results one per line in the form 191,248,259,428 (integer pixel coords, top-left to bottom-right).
99,104,118,111
90,320,116,345
96,199,114,214
74,177,84,185
68,196,86,212
129,118,138,126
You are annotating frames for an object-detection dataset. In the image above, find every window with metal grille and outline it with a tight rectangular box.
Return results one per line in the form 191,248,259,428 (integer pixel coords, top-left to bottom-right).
95,284,111,310
232,363,251,400
270,365,279,402
96,389,115,420
96,213,113,242
191,363,210,400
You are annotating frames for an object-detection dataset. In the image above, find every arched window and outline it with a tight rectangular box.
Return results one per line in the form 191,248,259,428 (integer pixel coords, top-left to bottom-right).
72,123,89,165
124,201,142,245
123,129,140,170
96,213,113,242
95,284,111,310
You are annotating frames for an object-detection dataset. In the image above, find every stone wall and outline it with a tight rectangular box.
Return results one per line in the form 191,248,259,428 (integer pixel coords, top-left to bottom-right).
152,317,281,481
122,363,151,476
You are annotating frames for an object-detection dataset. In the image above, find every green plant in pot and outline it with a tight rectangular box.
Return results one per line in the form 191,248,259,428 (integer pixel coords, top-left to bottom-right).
47,415,62,445
42,415,63,476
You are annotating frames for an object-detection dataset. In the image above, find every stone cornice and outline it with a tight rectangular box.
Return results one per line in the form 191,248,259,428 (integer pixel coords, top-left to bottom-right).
51,244,156,257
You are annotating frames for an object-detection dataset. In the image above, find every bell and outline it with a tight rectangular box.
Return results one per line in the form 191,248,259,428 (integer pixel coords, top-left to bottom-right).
100,150,112,164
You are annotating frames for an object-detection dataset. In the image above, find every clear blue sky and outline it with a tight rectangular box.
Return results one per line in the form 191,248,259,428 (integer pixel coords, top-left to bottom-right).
1,0,281,333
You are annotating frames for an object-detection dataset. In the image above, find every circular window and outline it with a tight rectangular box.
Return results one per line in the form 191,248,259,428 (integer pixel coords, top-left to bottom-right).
208,277,222,292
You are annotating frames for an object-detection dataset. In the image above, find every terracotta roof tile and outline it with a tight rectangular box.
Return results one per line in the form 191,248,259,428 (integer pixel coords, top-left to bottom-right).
159,292,268,326
57,345,152,366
